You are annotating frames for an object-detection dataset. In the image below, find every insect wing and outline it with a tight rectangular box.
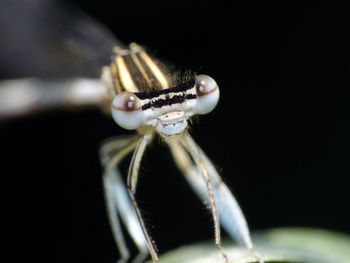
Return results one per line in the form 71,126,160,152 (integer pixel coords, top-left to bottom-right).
0,0,123,79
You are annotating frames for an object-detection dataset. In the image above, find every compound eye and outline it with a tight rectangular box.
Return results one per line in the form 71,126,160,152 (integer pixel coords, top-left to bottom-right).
111,92,144,130
194,74,220,115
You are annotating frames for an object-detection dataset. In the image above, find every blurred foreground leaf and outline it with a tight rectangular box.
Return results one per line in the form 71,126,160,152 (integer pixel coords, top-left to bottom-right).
149,228,350,263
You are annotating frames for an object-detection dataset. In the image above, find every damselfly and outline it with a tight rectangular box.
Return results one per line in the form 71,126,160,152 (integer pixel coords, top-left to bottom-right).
96,43,263,263
0,1,263,262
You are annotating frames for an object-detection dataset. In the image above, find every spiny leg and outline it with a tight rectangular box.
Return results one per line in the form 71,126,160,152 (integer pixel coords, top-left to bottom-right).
167,136,264,263
126,132,159,263
195,141,264,263
100,135,149,263
176,133,229,263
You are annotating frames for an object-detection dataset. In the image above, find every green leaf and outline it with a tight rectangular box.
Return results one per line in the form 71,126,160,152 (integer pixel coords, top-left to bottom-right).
149,228,350,263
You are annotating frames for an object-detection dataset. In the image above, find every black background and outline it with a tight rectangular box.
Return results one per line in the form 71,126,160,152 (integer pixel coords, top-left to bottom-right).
1,1,349,262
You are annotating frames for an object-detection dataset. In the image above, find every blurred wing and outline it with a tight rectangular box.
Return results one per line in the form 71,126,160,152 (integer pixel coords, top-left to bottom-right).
0,0,124,119
0,0,124,79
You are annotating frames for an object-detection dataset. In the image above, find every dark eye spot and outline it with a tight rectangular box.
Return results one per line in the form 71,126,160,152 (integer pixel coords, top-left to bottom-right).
123,95,137,110
196,81,207,96
113,92,142,112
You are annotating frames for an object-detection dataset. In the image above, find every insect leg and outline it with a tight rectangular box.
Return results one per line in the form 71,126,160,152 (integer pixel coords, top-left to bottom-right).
126,132,159,263
176,133,229,263
100,135,148,263
167,135,264,263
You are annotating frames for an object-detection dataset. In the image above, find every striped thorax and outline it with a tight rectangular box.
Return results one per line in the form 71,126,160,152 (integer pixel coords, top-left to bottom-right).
104,43,219,135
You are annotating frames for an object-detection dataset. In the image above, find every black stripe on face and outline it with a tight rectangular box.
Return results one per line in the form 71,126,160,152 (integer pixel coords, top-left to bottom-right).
141,93,197,110
134,79,195,99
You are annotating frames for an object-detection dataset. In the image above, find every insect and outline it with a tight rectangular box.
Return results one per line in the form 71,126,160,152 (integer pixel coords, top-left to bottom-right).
0,1,263,263
98,43,264,263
